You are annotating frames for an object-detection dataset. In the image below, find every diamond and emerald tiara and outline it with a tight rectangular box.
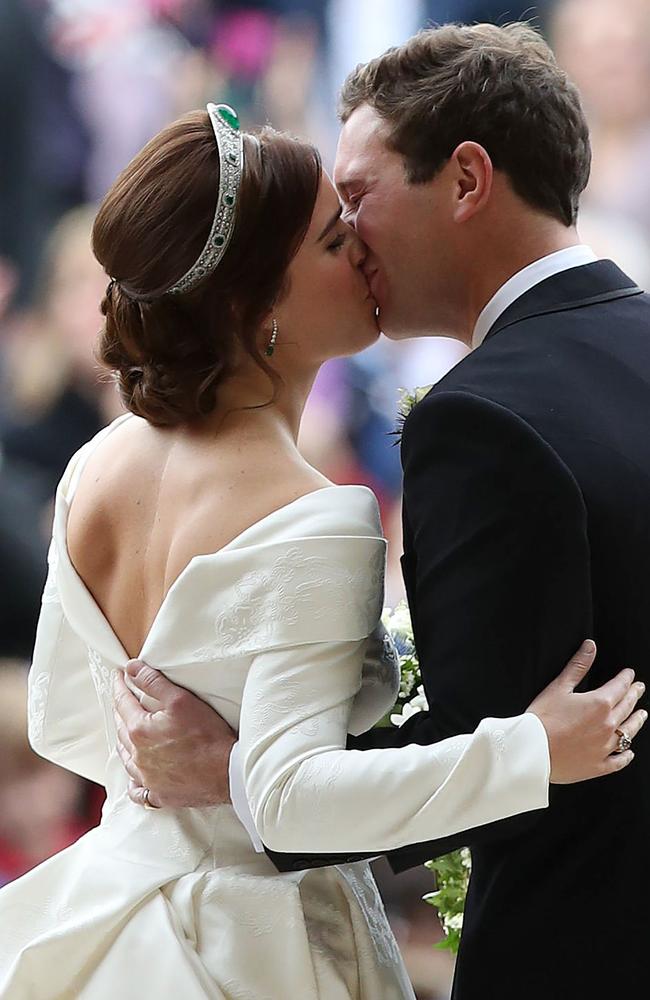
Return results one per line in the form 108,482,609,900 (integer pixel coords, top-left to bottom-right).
166,102,244,296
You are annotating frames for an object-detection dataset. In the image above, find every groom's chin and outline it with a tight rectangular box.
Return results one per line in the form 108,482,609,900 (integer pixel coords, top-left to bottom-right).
376,305,432,341
376,310,403,341
379,317,424,342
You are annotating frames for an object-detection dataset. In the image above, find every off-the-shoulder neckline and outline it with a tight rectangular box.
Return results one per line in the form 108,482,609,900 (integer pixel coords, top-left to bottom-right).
55,418,381,662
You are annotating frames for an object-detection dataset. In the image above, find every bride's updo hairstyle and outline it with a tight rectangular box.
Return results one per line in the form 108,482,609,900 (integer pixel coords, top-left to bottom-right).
92,110,321,426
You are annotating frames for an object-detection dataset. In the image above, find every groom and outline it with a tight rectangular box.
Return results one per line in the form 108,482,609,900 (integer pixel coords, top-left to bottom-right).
114,22,650,999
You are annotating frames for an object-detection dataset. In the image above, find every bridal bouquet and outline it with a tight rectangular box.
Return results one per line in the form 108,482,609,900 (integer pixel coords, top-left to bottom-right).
382,600,470,953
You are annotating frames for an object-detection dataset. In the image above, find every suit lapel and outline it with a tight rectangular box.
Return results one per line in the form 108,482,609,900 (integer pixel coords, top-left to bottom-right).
400,259,644,475
484,260,643,343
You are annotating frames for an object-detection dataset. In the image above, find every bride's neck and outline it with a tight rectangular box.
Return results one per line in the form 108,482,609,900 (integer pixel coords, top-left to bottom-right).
195,361,319,445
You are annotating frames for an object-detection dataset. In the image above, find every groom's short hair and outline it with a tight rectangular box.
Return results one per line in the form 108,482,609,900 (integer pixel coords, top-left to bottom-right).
339,22,591,227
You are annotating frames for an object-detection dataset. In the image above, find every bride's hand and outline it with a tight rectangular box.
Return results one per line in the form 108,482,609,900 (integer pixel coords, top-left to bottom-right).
527,640,646,784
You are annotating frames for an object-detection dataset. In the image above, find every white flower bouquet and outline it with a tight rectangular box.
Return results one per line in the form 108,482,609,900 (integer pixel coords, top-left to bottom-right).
381,601,470,953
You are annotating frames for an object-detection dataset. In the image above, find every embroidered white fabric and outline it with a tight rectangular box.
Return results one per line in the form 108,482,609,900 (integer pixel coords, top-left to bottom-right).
0,415,550,999
229,620,401,854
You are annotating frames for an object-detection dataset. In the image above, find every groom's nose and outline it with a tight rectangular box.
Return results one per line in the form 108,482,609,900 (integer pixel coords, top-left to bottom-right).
350,231,368,268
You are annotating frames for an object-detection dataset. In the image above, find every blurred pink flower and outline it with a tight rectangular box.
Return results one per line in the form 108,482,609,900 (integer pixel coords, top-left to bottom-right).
210,10,276,81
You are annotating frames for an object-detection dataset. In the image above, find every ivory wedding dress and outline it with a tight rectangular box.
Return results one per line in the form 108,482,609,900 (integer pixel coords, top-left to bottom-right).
0,415,550,999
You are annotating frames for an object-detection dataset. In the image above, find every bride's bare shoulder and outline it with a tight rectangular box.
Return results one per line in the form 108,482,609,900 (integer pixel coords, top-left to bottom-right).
66,414,335,567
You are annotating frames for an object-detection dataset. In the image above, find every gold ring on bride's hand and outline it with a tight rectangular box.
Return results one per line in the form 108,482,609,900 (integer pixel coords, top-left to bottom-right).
614,728,633,753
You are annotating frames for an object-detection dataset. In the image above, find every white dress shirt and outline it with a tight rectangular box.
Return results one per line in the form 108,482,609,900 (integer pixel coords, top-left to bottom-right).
472,245,599,349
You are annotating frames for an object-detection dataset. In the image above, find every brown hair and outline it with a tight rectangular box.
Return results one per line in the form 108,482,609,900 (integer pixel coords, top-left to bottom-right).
339,22,591,226
93,112,321,427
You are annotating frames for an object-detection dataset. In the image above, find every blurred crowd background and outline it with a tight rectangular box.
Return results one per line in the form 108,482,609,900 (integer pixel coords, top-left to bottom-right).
1,0,649,996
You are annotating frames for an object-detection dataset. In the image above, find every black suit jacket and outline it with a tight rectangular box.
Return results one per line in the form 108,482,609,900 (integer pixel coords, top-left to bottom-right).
268,261,650,998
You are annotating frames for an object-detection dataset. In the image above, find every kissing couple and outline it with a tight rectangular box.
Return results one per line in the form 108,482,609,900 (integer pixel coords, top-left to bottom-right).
1,20,648,1000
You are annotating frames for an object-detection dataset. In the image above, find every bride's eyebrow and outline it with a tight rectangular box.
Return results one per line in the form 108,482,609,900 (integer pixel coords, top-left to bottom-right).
317,205,343,242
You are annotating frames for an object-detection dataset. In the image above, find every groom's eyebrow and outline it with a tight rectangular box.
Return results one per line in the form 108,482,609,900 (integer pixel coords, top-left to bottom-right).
317,205,343,242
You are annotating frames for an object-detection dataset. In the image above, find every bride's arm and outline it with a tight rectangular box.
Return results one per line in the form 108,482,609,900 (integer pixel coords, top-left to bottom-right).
239,637,550,854
27,543,109,786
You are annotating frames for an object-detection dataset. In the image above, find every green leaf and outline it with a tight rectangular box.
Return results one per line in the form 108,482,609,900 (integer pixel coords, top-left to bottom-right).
422,849,471,955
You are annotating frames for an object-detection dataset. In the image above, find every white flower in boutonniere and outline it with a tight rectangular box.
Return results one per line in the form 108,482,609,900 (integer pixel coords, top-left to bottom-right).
379,599,471,954
393,384,433,443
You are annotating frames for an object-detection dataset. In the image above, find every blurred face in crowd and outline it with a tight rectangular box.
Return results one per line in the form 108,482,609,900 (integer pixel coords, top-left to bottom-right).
0,667,83,868
334,104,473,341
552,0,650,128
45,215,109,383
273,172,380,366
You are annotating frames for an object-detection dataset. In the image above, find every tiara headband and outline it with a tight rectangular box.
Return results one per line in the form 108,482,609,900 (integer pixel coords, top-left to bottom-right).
166,102,244,296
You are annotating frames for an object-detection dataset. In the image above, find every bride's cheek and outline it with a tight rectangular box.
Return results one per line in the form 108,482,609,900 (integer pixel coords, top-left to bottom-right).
326,258,346,296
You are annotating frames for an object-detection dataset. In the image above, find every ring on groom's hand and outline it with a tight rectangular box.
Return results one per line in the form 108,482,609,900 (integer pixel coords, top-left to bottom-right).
614,728,633,753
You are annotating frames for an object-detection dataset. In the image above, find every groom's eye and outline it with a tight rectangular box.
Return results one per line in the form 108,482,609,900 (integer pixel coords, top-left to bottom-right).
342,192,364,225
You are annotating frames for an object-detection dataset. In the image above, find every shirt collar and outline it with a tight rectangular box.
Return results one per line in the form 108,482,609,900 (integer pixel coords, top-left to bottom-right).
471,245,599,349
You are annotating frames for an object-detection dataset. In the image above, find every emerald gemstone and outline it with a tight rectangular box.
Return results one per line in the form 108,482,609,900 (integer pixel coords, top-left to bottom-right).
217,105,240,131
214,235,225,247
224,193,235,207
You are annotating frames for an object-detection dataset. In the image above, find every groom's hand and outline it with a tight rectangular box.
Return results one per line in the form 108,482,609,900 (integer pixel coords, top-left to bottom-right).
112,660,236,808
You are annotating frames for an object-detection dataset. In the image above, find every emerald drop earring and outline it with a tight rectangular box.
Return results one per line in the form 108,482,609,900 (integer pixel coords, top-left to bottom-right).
265,318,279,357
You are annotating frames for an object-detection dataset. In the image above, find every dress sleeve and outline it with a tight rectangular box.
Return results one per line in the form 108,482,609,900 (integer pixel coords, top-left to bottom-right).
27,483,111,787
238,571,551,854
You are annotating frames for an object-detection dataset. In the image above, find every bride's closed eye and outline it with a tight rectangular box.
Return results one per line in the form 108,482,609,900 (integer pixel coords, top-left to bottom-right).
327,231,348,253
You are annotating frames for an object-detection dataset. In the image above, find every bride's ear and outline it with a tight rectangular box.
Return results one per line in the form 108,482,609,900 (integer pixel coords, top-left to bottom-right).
450,142,493,224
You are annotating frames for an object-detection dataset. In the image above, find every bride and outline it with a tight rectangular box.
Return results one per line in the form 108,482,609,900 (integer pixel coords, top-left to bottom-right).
0,105,643,999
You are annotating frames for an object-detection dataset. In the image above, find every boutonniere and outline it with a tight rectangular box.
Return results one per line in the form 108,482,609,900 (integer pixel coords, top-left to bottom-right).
392,385,433,444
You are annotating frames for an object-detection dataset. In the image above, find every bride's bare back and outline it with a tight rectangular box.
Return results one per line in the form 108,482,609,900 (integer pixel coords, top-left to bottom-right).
67,415,329,658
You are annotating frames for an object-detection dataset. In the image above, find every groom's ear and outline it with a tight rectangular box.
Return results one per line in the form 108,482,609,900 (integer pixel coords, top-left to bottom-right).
450,142,493,224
